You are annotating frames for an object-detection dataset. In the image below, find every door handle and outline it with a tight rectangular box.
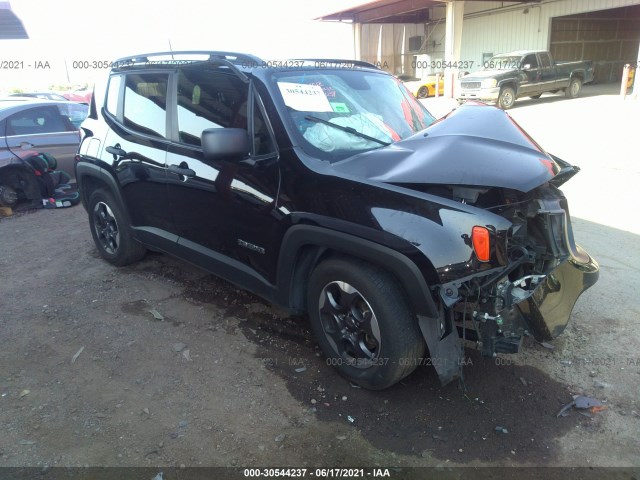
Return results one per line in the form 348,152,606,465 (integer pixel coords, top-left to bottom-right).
19,142,34,149
106,145,127,158
168,163,196,179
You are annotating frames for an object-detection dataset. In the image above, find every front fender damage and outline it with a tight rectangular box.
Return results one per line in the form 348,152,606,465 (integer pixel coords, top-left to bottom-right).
418,188,599,386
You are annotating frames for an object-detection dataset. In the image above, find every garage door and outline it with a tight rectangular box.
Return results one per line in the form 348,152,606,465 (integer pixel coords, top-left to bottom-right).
550,5,640,83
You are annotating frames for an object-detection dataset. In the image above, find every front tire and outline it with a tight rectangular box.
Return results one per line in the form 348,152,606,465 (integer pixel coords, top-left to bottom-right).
307,257,425,390
88,188,146,266
417,86,430,99
498,86,516,109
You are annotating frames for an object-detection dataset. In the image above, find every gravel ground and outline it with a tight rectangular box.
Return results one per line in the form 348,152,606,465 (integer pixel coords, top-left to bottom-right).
0,86,639,479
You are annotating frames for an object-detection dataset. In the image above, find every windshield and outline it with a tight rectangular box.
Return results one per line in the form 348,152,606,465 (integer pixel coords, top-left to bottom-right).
273,69,435,161
484,55,522,70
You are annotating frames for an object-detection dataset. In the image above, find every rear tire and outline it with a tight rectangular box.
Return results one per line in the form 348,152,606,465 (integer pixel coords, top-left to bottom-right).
88,188,146,266
417,86,430,99
565,77,582,98
307,257,425,390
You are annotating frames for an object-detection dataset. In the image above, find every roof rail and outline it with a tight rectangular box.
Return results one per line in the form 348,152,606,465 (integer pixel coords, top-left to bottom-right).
112,51,263,67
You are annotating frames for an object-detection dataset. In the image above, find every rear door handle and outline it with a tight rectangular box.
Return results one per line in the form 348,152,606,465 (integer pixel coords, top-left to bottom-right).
106,145,127,158
19,142,34,149
168,163,196,179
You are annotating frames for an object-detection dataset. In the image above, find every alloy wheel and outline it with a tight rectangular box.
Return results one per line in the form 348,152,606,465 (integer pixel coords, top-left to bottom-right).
317,281,381,368
93,201,120,255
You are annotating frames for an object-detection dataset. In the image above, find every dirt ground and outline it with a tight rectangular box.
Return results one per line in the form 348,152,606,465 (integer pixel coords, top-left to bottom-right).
1,88,640,478
0,201,638,476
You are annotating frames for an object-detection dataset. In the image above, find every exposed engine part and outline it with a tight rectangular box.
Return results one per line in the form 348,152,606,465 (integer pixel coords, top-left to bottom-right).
439,284,459,307
473,310,504,324
472,316,522,356
451,186,488,204
435,183,590,359
511,274,546,289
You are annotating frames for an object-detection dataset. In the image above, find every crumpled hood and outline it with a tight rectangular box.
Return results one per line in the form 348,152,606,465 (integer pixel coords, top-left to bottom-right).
331,104,560,193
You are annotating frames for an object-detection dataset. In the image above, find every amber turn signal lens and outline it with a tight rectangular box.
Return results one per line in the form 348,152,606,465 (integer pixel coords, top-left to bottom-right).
472,226,490,262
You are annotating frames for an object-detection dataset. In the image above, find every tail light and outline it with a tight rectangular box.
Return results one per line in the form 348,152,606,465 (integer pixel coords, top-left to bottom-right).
472,226,491,262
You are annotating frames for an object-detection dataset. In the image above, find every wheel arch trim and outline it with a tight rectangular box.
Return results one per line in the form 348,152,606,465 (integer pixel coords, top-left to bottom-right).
76,161,132,225
276,224,439,318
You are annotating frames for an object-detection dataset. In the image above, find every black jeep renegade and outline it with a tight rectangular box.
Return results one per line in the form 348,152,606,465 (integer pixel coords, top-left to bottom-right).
76,51,598,389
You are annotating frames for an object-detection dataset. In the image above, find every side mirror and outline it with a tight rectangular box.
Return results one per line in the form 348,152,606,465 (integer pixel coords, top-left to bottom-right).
522,63,531,71
201,128,250,162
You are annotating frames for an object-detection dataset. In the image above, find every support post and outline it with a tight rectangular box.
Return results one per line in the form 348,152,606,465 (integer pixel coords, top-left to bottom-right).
444,0,465,98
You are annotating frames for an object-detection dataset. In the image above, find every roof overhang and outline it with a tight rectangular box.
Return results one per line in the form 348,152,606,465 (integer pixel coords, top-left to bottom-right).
0,2,28,39
318,0,541,24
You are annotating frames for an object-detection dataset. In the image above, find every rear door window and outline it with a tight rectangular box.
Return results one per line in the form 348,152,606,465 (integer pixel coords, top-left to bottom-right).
540,53,552,69
6,106,76,136
123,73,170,138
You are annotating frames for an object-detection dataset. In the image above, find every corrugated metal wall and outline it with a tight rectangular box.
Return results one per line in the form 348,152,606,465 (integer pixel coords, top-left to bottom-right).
359,0,640,80
460,0,640,77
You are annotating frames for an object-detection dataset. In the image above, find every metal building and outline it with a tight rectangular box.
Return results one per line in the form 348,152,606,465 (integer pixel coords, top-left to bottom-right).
319,0,640,94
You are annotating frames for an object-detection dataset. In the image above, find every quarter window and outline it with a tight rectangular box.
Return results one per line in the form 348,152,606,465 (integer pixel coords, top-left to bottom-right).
105,75,122,116
123,73,169,138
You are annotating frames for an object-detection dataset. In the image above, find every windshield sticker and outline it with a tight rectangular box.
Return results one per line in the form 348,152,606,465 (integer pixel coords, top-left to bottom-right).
278,82,332,112
330,102,350,113
312,82,337,98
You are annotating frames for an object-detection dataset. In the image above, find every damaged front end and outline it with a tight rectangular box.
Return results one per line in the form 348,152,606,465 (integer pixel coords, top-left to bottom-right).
337,103,599,385
428,182,599,384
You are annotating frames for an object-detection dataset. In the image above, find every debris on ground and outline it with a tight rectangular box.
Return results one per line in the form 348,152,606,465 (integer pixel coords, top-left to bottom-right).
347,415,355,423
172,343,186,353
556,395,607,417
540,342,555,350
71,346,85,364
148,309,164,321
274,434,286,442
494,426,509,434
519,377,528,386
19,389,30,398
182,349,191,361
294,367,307,373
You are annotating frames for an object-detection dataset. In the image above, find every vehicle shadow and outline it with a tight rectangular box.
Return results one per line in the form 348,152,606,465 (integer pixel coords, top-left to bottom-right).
240,315,579,464
511,82,620,109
